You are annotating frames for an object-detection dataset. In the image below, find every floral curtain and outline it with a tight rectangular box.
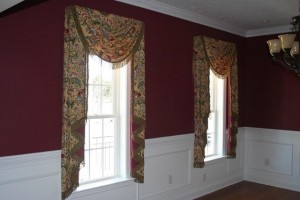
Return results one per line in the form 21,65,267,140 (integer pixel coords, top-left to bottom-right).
193,36,238,167
62,5,145,199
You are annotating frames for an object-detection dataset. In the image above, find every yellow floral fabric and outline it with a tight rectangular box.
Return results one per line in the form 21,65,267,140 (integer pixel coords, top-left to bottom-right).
193,36,210,168
72,6,144,68
62,5,145,199
203,37,236,78
193,36,238,167
227,54,239,158
130,36,146,181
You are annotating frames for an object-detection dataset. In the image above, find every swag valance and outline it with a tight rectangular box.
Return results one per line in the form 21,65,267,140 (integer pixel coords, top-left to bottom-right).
193,36,238,168
62,5,145,199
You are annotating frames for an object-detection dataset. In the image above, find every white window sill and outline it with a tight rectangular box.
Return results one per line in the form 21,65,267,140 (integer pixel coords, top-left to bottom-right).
71,177,134,198
204,155,227,165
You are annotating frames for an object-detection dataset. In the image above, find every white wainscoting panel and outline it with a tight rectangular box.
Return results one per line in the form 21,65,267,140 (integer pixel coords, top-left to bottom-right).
184,130,245,200
0,131,246,200
1,128,299,199
139,132,245,200
139,134,192,200
249,140,293,175
244,127,300,192
227,132,244,174
0,150,61,200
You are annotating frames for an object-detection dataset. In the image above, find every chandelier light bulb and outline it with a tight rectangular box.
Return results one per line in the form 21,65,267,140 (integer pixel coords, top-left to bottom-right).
267,39,281,55
290,41,299,56
278,34,296,51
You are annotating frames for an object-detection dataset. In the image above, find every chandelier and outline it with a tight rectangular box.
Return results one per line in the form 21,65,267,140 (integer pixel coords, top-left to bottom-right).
267,2,299,75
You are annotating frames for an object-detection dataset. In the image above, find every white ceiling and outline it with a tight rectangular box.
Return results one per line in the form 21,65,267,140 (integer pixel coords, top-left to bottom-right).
0,0,23,13
117,0,299,37
1,0,298,37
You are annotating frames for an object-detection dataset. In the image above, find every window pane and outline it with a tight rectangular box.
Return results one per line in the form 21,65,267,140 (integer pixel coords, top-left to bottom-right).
103,143,114,177
90,149,103,180
101,63,113,115
85,120,90,149
82,118,115,181
103,118,115,177
209,70,215,110
88,85,102,116
101,63,113,84
103,118,114,136
89,119,103,149
207,112,215,133
89,55,102,84
102,86,113,115
79,151,90,182
206,133,215,156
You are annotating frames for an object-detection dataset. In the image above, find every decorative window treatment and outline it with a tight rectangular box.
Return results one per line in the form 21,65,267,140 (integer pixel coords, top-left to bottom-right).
62,5,145,199
193,36,238,168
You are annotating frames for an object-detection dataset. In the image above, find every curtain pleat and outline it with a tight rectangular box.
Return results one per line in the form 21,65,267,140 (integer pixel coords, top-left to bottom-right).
62,5,145,199
227,55,239,158
193,36,238,167
193,36,210,168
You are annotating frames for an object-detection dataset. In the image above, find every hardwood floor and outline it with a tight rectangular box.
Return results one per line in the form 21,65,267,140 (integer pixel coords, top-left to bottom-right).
194,181,300,200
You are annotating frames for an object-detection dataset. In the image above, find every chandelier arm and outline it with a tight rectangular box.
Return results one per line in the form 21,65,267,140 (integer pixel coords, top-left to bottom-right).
272,56,299,74
283,53,297,69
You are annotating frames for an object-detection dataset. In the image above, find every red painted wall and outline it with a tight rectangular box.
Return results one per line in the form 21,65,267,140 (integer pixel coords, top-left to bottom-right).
245,35,300,130
0,0,246,156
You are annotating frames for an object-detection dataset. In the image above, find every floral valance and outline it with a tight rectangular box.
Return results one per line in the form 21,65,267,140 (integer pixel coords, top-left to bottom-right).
202,36,236,78
71,5,144,68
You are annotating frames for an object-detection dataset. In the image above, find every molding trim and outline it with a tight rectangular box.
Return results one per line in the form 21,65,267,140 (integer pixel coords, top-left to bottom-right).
145,133,194,157
0,150,61,185
116,0,289,37
246,25,293,37
244,127,300,141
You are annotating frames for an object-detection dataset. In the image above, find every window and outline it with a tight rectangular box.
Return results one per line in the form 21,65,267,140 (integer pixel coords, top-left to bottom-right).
206,69,226,157
79,55,129,184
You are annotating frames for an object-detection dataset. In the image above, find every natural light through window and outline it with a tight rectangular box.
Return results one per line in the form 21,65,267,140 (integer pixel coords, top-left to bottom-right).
79,55,129,184
206,69,225,157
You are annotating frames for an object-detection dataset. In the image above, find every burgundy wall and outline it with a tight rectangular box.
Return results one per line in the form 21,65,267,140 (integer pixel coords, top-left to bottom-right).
0,0,245,156
245,35,300,130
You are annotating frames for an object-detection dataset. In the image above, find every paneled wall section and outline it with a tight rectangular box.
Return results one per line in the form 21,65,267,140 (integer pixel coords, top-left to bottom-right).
1,128,299,200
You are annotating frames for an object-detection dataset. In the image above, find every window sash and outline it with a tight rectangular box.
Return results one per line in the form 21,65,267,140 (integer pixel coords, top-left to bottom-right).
80,57,122,184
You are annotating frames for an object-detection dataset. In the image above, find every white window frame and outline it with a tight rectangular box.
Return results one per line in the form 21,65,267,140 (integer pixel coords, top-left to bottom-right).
77,55,131,190
205,69,226,158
